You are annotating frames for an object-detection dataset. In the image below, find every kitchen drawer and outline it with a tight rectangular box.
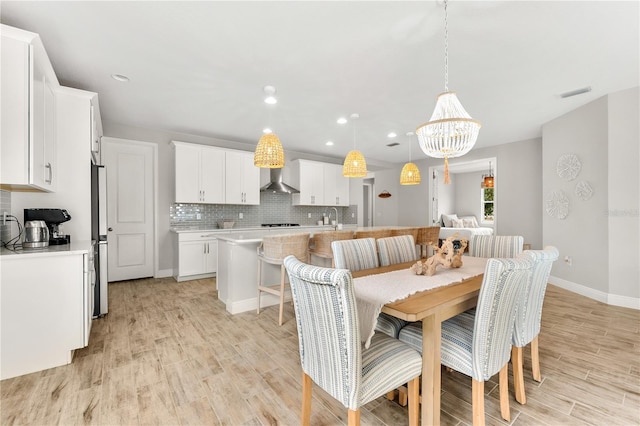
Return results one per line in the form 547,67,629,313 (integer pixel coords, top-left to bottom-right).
178,231,218,243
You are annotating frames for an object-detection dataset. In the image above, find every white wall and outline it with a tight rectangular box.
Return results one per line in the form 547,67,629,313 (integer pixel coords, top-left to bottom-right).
542,86,639,307
455,172,483,222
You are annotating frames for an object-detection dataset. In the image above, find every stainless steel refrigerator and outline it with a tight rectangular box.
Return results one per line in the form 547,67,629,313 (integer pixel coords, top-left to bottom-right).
91,164,108,317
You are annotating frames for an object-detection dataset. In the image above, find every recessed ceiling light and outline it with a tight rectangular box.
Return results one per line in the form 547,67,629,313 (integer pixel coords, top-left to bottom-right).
111,74,130,82
326,141,334,146
263,128,272,134
387,132,397,138
337,117,347,124
263,85,277,104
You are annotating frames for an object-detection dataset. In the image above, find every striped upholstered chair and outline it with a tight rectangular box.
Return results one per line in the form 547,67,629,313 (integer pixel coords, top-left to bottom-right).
376,235,418,267
511,246,559,404
399,255,533,425
283,256,422,426
331,238,407,339
469,235,524,258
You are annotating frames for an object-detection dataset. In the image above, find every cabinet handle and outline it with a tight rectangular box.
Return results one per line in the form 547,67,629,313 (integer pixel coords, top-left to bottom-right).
45,163,52,184
202,190,205,201
336,197,339,205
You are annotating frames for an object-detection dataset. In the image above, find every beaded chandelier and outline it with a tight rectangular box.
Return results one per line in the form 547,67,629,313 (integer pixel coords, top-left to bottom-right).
416,0,481,184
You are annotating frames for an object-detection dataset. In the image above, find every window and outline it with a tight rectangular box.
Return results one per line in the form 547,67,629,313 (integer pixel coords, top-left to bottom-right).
482,187,494,223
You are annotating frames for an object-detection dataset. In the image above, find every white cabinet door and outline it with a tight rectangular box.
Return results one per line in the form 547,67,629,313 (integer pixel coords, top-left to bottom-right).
201,147,225,204
334,165,350,206
225,150,260,205
179,241,206,276
0,30,56,192
292,160,325,205
174,142,201,203
204,240,218,273
323,163,338,206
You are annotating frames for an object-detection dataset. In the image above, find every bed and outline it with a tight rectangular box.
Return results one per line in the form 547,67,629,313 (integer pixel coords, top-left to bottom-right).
438,214,494,243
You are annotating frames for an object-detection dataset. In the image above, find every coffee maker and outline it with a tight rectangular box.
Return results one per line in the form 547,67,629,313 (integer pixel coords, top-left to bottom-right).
23,208,72,245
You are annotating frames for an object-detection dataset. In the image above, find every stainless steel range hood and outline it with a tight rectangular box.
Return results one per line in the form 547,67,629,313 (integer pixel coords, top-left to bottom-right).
260,168,299,194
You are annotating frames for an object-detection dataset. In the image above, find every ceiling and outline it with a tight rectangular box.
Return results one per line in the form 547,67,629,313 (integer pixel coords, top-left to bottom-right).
2,1,638,168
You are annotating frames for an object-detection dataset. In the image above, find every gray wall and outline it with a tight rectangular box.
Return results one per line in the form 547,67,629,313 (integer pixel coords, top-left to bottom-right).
455,172,484,222
396,138,543,249
542,86,639,302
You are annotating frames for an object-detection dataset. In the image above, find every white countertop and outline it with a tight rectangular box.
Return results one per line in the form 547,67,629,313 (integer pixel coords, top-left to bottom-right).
0,240,93,258
170,224,356,234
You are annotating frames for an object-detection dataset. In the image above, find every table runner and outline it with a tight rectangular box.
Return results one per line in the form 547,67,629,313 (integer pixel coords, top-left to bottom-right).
354,256,488,348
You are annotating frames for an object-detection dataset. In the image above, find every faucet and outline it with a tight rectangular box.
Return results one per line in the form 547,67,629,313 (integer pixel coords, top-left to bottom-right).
330,207,339,229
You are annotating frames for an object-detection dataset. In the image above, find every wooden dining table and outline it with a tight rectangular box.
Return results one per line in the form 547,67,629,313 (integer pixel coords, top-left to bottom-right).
351,260,485,426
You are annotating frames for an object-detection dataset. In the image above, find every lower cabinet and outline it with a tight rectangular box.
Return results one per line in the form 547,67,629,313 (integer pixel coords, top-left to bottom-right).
1,249,88,380
174,232,218,282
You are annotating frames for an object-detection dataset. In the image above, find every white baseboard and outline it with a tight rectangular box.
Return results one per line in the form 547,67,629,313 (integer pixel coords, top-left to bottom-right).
549,275,640,310
225,293,282,315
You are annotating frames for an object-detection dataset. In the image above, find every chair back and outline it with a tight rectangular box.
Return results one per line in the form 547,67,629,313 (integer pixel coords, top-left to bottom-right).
283,256,361,409
469,235,524,258
331,238,379,272
470,255,532,381
377,235,418,266
311,230,354,257
261,233,310,262
415,226,441,246
354,229,392,239
512,246,559,347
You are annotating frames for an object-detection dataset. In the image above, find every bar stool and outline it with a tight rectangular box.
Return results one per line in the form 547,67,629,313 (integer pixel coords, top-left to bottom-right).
257,233,310,325
416,226,440,258
309,230,354,266
354,228,392,239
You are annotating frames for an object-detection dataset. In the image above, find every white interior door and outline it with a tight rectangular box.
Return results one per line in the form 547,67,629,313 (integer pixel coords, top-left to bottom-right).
103,138,155,282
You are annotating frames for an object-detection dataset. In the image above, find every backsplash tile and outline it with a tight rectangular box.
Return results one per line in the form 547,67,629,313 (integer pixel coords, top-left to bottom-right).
170,192,357,229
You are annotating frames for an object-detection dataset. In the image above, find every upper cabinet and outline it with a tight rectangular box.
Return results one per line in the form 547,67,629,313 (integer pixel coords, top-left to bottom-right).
323,163,350,207
225,150,260,205
172,141,260,205
291,159,324,206
173,141,225,204
291,159,349,206
1,25,59,192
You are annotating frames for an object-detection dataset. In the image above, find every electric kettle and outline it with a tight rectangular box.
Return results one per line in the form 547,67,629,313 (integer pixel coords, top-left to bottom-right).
23,220,50,248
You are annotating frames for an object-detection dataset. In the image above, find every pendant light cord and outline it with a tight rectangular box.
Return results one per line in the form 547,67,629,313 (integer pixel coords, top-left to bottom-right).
444,0,449,92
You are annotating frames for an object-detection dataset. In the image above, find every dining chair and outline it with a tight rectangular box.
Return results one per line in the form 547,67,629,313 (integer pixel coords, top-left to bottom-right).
283,256,422,426
469,235,524,258
376,235,418,267
331,238,407,339
256,233,310,325
415,226,441,258
398,255,533,425
511,246,559,404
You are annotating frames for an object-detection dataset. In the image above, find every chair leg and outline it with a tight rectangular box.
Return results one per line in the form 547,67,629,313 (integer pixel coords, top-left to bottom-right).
301,372,312,426
347,409,361,426
512,345,526,404
531,335,541,382
256,259,262,314
385,390,395,401
499,364,511,422
278,265,286,326
407,376,420,426
471,379,485,426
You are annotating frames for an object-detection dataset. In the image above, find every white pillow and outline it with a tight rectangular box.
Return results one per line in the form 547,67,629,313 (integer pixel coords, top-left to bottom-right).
461,216,479,228
441,213,459,228
451,218,464,228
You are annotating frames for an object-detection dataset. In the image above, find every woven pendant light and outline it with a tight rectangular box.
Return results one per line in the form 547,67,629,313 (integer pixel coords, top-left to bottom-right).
416,0,481,184
400,132,421,185
254,133,284,168
343,113,367,178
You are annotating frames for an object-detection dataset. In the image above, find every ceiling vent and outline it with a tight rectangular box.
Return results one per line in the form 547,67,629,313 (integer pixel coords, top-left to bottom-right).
386,142,400,147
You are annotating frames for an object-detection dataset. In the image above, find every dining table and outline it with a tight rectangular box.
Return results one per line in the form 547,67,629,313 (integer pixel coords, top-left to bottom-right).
351,256,488,426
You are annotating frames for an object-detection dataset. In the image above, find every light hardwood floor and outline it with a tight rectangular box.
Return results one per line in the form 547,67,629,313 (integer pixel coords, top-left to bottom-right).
1,277,638,425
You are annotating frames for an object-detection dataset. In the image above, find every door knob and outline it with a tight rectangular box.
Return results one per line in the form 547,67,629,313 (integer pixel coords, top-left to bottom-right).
108,227,113,232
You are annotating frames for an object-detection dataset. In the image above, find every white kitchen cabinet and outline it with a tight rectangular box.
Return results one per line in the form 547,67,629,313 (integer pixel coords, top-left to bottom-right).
173,141,225,204
1,26,58,192
225,150,260,205
291,159,325,206
323,163,350,206
90,95,103,165
0,245,90,380
174,232,218,281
